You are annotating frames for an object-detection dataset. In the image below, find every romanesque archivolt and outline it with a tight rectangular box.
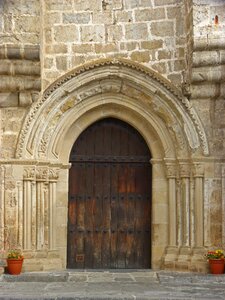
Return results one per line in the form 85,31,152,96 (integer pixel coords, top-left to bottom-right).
16,59,209,160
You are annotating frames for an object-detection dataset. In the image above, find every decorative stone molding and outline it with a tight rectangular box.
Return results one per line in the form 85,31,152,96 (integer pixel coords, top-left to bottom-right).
16,58,209,160
22,165,59,250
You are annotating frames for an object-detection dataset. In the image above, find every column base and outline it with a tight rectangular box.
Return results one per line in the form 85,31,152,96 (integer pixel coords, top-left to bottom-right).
175,246,191,271
163,246,179,270
190,247,208,273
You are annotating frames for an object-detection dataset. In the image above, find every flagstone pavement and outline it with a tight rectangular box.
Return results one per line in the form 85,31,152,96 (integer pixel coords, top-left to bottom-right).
0,270,225,299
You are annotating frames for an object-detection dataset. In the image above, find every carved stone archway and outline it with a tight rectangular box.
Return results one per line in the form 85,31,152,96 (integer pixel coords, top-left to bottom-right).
14,59,209,271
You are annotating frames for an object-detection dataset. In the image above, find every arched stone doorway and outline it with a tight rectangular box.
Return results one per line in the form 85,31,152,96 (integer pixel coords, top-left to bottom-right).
14,59,209,272
67,118,152,269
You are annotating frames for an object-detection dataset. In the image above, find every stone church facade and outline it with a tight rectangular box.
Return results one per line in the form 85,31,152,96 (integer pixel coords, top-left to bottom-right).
0,0,225,272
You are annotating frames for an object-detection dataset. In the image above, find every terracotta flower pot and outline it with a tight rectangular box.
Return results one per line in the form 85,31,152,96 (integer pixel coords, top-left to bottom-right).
209,259,225,274
7,258,24,275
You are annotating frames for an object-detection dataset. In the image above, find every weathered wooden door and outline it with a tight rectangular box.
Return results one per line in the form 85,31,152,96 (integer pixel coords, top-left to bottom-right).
67,118,152,269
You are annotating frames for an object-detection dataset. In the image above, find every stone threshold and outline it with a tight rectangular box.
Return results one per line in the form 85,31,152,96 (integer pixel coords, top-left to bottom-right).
0,269,158,283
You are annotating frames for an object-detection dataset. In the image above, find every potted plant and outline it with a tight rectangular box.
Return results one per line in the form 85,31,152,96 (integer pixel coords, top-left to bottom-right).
7,249,24,275
205,249,225,274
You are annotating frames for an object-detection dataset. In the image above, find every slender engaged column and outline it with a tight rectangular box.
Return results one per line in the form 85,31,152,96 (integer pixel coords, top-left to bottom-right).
23,167,36,250
222,165,225,247
0,166,5,250
36,167,49,250
179,162,191,248
165,161,177,247
49,168,59,250
17,181,23,248
193,163,204,248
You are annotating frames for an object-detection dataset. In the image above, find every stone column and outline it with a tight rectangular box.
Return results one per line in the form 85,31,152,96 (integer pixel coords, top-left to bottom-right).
165,161,177,247
164,160,179,268
49,168,59,250
222,165,225,248
16,181,23,248
191,162,206,272
0,166,5,250
36,167,49,250
177,161,191,269
23,167,36,250
193,163,204,248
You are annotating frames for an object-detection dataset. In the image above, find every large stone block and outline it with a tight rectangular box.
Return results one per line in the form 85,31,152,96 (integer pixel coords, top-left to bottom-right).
56,56,68,71
45,44,67,54
19,92,33,107
0,93,19,107
73,0,102,11
125,23,148,40
80,25,105,42
54,25,79,42
130,51,150,62
107,25,123,42
151,21,174,36
94,43,118,54
3,0,40,14
154,0,180,6
93,11,113,25
72,44,93,54
135,8,165,21
141,40,163,50
15,16,40,33
23,45,40,61
124,0,153,9
63,12,91,24
114,11,133,23
45,0,73,11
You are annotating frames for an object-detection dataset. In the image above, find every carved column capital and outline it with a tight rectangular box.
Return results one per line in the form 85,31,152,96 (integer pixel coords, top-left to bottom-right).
192,163,204,178
49,168,59,182
179,162,191,178
36,167,49,182
165,162,177,178
23,167,36,180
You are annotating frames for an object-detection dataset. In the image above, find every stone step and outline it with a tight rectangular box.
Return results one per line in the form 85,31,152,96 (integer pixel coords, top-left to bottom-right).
0,270,158,283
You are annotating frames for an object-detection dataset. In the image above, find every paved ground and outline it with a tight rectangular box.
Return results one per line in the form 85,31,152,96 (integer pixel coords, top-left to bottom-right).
0,270,225,300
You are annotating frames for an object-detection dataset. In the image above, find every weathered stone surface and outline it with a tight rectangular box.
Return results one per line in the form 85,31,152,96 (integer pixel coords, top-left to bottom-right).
154,0,180,5
130,50,150,62
56,56,68,71
151,21,174,36
19,92,33,107
135,8,165,21
0,93,19,107
125,23,148,40
80,25,105,42
54,25,79,42
107,25,123,42
124,0,153,9
0,0,225,276
93,11,113,25
63,12,91,24
141,40,163,50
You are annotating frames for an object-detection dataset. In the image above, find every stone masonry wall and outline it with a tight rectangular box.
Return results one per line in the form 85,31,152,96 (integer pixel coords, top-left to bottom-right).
191,0,225,249
42,0,188,89
0,1,41,158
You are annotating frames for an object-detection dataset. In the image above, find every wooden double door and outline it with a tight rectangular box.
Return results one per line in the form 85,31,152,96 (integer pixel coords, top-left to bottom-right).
67,118,152,269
